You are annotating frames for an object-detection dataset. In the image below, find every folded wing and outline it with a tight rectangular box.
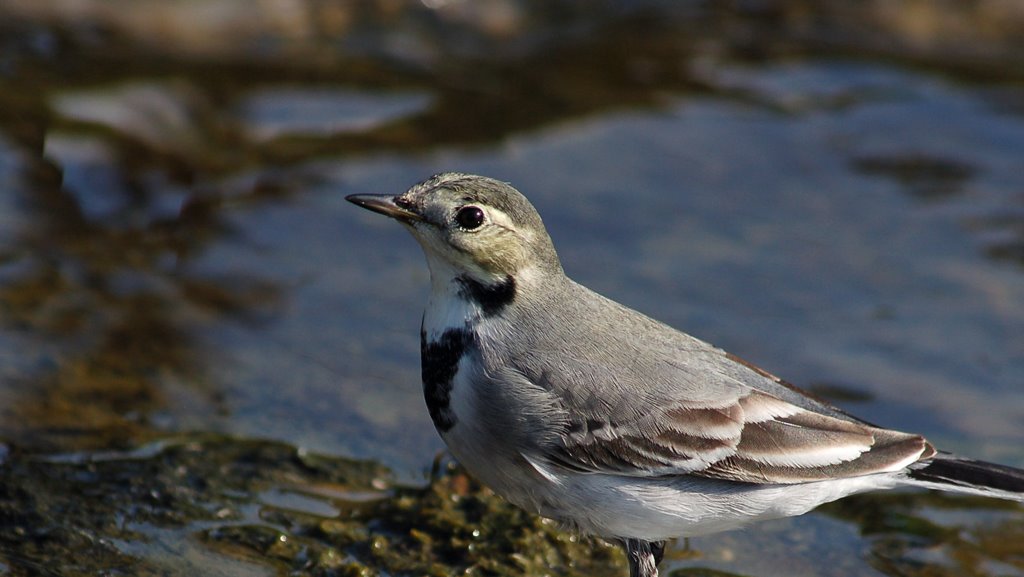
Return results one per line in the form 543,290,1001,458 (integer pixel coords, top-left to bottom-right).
549,388,934,484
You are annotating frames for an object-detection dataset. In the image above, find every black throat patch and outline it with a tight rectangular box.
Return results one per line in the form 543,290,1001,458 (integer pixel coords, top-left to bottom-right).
420,326,474,433
455,274,516,317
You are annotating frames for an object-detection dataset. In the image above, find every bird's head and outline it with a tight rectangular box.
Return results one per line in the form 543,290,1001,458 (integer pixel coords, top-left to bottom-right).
347,173,563,288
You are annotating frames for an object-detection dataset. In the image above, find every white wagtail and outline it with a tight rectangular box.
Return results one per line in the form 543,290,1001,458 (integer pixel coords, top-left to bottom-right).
347,172,1024,577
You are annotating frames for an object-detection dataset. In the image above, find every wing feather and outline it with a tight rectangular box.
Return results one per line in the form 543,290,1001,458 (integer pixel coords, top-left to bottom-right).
734,419,873,467
661,405,744,440
701,429,933,483
547,388,933,484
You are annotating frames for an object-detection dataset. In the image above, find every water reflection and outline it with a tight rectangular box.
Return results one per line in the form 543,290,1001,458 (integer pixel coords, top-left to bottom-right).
0,113,289,452
853,154,976,200
822,492,1024,577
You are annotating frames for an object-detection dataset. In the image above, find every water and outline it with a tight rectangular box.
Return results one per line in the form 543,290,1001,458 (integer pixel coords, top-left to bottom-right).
1,2,1022,576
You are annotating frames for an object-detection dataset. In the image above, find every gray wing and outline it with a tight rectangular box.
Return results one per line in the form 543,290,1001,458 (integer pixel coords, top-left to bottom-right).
548,380,934,484
513,284,935,485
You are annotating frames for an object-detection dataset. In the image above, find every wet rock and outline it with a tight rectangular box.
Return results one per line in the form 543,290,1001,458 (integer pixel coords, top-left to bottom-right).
0,435,622,576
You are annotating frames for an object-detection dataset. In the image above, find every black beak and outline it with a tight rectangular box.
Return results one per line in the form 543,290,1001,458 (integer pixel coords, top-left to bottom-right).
345,194,423,223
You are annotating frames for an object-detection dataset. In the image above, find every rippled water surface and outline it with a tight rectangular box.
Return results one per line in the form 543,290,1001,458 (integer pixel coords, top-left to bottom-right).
1,2,1023,576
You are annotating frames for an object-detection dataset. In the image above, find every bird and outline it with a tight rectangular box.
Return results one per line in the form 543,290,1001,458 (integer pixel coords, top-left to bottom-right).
346,172,1024,577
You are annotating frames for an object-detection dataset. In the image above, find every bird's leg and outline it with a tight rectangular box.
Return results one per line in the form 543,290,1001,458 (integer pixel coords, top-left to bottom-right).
623,538,663,577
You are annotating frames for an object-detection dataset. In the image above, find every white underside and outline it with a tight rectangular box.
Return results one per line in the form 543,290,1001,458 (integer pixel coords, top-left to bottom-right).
521,460,902,539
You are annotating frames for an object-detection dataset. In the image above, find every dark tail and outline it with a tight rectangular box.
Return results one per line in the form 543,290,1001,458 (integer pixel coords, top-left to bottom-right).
907,452,1024,501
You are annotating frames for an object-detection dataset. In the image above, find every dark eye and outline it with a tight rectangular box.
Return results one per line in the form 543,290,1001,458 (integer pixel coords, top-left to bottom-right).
454,206,485,230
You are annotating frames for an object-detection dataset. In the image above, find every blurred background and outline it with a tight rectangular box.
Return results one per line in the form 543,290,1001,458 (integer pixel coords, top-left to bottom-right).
1,1,1023,576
